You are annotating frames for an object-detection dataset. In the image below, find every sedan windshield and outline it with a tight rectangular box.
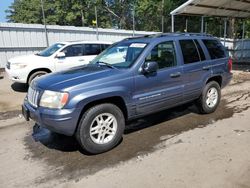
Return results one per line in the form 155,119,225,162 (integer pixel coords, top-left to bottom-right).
91,41,147,68
37,43,65,57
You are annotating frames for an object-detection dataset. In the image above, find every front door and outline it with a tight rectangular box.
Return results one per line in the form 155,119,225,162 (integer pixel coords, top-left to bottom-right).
55,44,88,71
134,41,184,115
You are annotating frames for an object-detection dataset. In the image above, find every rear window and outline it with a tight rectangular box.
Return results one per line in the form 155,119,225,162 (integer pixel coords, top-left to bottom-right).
202,40,226,59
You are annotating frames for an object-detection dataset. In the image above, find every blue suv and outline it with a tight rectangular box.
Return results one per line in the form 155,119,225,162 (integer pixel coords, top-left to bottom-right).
22,33,232,154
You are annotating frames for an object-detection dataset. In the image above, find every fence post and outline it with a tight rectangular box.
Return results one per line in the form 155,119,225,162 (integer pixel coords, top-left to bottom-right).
40,0,49,47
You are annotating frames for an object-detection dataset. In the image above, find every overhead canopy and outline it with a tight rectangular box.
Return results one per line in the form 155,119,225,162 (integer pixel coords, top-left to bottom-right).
170,0,250,18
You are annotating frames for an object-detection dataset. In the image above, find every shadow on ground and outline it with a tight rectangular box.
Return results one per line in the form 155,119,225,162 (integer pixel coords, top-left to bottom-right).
24,100,235,182
11,82,28,93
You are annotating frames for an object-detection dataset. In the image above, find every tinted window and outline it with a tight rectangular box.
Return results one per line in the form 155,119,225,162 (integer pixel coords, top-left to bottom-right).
101,44,110,51
202,40,226,59
85,44,101,55
145,41,177,69
62,44,83,57
194,40,206,61
180,40,200,64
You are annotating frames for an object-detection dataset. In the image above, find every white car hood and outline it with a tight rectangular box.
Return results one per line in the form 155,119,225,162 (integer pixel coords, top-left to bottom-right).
8,54,47,64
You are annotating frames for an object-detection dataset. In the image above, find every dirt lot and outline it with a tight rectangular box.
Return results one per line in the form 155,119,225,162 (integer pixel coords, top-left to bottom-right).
0,70,250,188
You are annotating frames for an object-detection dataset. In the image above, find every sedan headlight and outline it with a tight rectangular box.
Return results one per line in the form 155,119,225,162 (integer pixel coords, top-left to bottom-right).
40,90,69,109
11,63,28,69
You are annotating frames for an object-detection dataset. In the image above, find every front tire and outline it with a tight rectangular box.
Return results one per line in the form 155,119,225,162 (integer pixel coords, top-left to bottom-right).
28,71,48,85
76,103,125,154
196,81,221,114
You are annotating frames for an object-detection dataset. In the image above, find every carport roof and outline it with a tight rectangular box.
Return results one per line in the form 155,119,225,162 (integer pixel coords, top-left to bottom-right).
170,0,250,18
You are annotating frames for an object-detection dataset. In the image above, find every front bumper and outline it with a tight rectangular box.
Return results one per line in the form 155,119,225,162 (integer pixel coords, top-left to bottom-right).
22,99,81,136
5,67,28,83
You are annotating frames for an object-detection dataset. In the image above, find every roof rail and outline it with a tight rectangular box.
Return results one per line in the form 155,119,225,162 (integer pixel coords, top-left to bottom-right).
124,34,152,40
180,32,213,37
148,32,213,38
123,32,213,41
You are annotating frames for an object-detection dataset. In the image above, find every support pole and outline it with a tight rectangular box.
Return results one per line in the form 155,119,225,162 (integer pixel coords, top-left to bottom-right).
132,5,135,37
224,18,227,46
161,0,164,33
241,21,245,60
185,18,188,32
201,16,204,33
95,6,99,40
171,14,174,33
40,0,49,47
205,21,208,33
242,21,245,39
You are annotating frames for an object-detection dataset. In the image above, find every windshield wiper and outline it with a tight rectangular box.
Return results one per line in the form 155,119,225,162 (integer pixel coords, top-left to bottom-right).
96,61,117,69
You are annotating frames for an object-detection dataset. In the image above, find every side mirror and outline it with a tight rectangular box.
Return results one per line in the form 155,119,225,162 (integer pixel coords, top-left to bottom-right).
56,52,66,58
141,61,158,74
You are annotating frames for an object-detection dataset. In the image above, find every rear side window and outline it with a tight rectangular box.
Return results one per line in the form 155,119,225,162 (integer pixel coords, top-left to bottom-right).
145,41,177,69
101,44,110,51
179,40,200,64
202,40,226,59
85,44,101,55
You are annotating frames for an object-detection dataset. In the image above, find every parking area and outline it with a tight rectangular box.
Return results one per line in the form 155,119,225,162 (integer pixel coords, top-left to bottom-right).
0,69,250,188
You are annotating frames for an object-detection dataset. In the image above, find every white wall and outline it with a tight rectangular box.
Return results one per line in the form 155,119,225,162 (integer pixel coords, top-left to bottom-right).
0,23,157,68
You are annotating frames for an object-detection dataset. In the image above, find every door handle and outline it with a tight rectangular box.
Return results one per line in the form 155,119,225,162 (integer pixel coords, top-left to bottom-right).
79,59,85,62
170,72,181,78
202,66,211,70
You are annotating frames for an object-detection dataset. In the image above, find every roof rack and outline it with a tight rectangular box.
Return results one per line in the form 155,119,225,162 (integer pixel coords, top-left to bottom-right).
123,32,213,41
149,32,213,38
124,34,152,40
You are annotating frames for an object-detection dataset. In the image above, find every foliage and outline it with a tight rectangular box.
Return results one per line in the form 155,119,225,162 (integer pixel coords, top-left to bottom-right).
5,0,250,37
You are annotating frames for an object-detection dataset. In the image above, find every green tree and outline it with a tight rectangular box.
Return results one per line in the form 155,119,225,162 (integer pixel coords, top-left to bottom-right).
6,0,42,24
6,0,186,31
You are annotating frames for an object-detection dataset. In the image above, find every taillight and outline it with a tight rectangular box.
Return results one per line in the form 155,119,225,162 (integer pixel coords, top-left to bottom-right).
228,58,232,72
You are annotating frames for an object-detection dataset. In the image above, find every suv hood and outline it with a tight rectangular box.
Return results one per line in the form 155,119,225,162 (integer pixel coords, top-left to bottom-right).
34,65,123,91
8,54,47,64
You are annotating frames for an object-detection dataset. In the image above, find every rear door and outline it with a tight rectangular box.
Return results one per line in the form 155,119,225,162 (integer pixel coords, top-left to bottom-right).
179,39,211,102
202,39,228,76
83,44,102,63
134,40,184,115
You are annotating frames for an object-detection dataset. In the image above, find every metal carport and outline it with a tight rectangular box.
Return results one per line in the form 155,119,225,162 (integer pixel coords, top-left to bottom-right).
170,0,250,62
170,0,250,32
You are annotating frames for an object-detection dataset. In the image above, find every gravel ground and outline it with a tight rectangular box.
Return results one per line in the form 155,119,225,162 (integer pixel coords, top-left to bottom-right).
0,70,249,188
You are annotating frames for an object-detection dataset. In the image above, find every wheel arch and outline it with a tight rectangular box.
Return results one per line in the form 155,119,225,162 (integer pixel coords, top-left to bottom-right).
27,68,52,84
205,75,222,87
75,96,128,134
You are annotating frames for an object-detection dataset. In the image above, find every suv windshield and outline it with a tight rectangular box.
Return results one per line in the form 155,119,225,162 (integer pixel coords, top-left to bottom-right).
37,43,65,57
91,41,147,68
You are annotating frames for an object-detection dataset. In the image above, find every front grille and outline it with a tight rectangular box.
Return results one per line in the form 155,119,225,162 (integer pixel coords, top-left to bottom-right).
27,87,39,107
6,62,10,69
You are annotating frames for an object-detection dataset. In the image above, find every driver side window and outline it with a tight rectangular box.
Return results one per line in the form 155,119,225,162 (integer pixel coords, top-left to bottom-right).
62,44,83,57
145,41,177,69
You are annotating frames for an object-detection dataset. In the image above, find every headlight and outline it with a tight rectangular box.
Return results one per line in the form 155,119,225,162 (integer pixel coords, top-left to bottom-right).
11,63,28,69
40,90,69,109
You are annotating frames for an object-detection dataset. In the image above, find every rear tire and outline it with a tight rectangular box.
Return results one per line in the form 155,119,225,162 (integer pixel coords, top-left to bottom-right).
196,81,221,114
28,71,48,85
76,103,125,154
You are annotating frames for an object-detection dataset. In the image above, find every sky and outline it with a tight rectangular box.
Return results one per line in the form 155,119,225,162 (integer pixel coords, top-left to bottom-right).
0,0,14,22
